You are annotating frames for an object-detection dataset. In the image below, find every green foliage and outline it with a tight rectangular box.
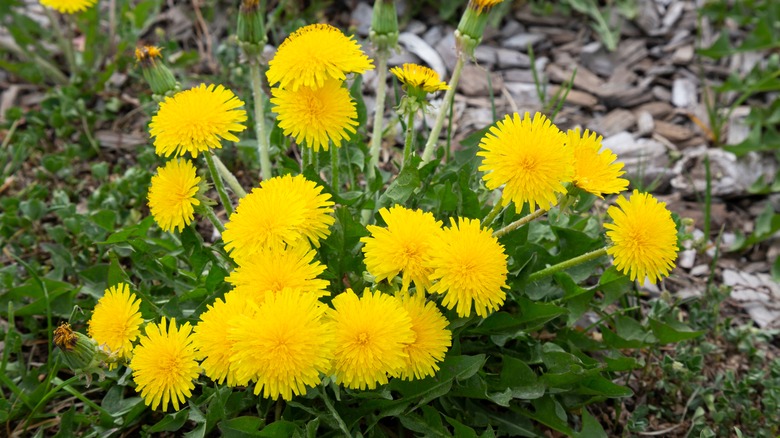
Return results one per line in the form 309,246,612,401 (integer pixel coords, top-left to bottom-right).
698,0,780,153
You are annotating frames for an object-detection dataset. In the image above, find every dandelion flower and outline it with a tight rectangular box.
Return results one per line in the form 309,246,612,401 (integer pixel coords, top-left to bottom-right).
361,205,443,292
326,289,414,390
267,24,374,91
39,0,96,14
229,289,333,400
227,245,330,305
130,318,199,411
477,112,573,210
568,129,628,198
271,78,358,151
147,159,201,233
605,190,678,284
192,292,253,386
150,84,247,158
390,63,449,95
223,174,335,264
393,294,451,380
428,217,508,317
87,283,143,368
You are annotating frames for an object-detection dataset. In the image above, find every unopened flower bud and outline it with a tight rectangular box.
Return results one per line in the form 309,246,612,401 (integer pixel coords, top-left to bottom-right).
456,0,503,57
370,0,398,52
237,0,267,56
135,45,178,96
53,322,108,385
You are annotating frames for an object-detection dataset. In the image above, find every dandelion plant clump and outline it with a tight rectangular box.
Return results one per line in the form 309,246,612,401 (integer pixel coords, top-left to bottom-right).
43,3,694,436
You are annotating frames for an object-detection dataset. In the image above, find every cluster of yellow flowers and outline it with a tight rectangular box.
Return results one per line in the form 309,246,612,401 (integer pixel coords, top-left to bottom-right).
268,24,374,152
56,12,681,413
478,112,678,283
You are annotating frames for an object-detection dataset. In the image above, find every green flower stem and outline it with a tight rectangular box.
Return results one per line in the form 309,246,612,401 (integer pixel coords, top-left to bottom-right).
200,203,226,233
368,51,390,180
527,246,610,283
331,143,339,190
482,200,504,227
250,61,273,181
204,152,234,217
45,9,77,77
420,54,465,164
492,208,546,239
212,154,247,198
402,109,416,168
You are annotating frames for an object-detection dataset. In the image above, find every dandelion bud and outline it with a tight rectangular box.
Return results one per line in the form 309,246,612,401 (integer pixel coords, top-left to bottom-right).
370,0,399,52
455,0,503,57
237,0,267,55
53,322,106,384
135,45,178,96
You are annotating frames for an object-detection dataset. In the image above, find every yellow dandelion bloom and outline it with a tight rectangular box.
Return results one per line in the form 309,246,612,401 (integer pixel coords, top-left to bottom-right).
393,294,451,380
605,190,679,284
469,0,504,12
361,205,443,293
271,78,358,152
390,63,449,94
568,129,628,198
87,283,143,368
227,244,330,306
147,159,201,233
191,292,253,386
149,84,247,158
428,217,508,318
266,24,374,91
130,318,199,411
39,0,96,14
228,289,334,400
477,112,574,210
223,174,335,264
325,289,415,390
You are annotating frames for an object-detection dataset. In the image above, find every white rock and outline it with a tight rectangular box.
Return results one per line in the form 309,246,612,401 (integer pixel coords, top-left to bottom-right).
398,32,447,78
504,33,545,50
671,77,697,108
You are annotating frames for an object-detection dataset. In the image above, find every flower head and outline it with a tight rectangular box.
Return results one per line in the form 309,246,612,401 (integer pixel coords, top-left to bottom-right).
271,78,358,151
39,0,96,14
393,294,451,380
428,217,508,317
325,289,415,390
568,129,628,198
267,24,374,91
605,190,678,284
477,112,573,210
390,64,449,96
87,283,144,368
227,245,330,306
223,174,335,264
130,318,199,411
228,289,333,400
147,159,201,233
361,206,443,293
192,292,254,386
149,84,247,158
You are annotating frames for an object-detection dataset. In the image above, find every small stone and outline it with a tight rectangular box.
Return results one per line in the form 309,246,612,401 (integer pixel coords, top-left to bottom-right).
678,249,696,269
475,46,497,65
500,19,523,39
495,47,531,68
502,69,535,83
636,111,655,136
689,265,710,277
404,20,427,35
434,30,458,72
671,45,695,64
458,64,504,96
671,77,697,108
504,33,545,50
652,85,672,102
